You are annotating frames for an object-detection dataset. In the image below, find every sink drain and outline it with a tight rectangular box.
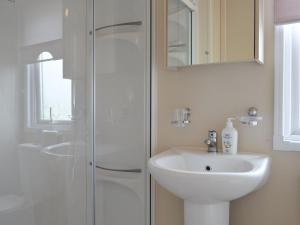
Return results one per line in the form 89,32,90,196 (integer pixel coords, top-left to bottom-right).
205,166,212,171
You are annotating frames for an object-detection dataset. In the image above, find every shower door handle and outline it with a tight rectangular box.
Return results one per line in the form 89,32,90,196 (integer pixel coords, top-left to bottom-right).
96,165,142,173
94,164,142,173
95,21,142,32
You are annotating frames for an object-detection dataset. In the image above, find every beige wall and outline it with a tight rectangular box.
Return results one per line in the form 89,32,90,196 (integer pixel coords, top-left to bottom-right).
154,0,300,225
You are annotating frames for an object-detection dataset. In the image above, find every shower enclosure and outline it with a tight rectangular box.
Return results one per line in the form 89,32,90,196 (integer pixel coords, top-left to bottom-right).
0,0,151,225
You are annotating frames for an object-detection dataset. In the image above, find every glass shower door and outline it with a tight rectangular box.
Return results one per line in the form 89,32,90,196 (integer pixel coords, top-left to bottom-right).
93,0,150,225
0,1,93,225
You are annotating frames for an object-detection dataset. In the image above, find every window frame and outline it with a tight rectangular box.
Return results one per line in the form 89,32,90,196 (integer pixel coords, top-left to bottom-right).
25,58,74,131
274,24,300,151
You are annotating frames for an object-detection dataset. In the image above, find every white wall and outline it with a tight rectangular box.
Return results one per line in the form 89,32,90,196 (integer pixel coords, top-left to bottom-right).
0,1,20,196
17,0,62,47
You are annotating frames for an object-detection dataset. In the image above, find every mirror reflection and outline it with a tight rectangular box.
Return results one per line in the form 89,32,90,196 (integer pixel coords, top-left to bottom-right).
167,0,259,67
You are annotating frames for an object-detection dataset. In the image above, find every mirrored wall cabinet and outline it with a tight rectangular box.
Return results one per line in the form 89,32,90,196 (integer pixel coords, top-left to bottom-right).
166,0,264,67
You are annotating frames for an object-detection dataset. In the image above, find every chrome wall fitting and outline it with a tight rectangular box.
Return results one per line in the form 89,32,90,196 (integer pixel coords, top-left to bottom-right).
239,107,263,127
171,108,191,128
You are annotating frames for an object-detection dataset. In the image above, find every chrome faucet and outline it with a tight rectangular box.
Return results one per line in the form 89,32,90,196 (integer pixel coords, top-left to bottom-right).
204,130,218,153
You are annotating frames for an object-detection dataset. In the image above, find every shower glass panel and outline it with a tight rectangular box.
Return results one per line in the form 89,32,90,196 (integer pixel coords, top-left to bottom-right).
0,1,93,225
94,0,150,225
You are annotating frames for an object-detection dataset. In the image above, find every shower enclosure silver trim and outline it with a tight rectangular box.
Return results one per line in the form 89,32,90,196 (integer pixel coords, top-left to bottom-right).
149,0,157,225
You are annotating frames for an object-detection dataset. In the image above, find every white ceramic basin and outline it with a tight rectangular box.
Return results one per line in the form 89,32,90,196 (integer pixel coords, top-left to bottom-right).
148,148,271,225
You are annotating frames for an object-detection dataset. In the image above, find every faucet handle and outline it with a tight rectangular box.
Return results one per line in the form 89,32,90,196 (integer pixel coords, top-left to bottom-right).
205,130,218,153
204,139,212,145
204,130,217,144
208,130,217,140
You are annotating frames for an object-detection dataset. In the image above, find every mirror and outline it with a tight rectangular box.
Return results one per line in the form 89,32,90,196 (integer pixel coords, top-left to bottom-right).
167,0,264,67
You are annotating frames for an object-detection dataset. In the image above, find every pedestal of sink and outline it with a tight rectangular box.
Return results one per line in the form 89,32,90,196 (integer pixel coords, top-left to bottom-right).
184,202,229,225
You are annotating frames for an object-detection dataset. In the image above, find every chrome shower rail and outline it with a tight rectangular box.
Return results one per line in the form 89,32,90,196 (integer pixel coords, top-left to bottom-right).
95,164,142,173
95,21,142,32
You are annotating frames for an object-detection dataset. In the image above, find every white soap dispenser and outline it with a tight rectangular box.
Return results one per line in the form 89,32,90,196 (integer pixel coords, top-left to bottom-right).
222,118,238,154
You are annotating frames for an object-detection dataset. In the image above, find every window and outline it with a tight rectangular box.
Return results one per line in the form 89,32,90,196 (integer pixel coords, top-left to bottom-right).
274,23,300,151
26,52,73,129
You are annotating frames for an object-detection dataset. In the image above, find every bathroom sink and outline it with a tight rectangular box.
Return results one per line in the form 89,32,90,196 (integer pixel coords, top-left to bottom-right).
148,148,271,225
